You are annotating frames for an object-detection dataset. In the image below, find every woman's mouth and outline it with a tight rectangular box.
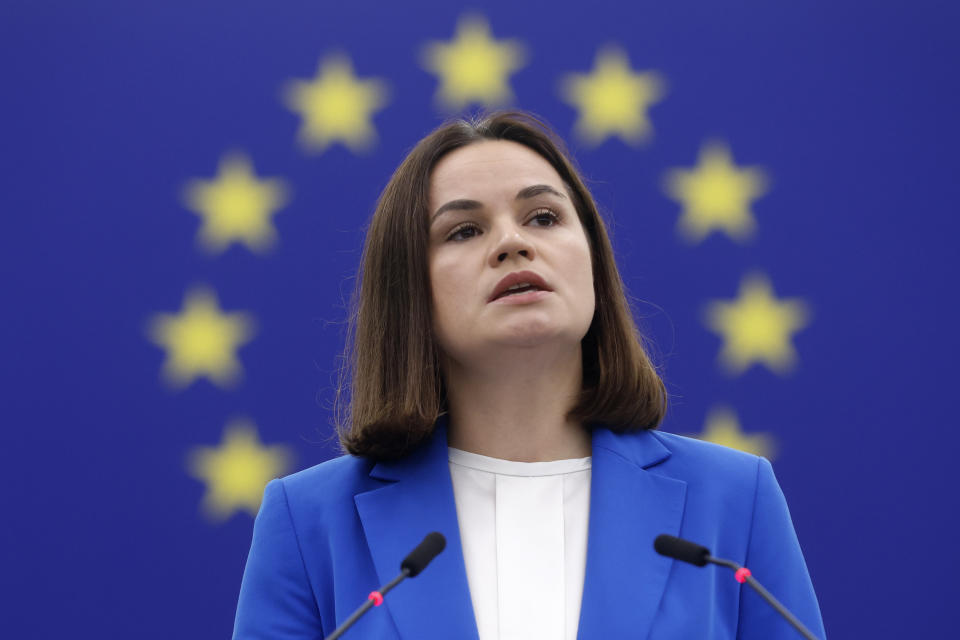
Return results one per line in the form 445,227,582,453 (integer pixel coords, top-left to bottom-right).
488,270,553,302
490,288,552,304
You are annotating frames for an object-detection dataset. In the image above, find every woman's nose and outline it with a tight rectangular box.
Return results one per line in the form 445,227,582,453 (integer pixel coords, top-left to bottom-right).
490,226,536,266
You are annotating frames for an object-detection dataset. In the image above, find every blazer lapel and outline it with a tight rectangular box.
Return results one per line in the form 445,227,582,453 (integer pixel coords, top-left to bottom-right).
354,418,479,640
577,428,687,639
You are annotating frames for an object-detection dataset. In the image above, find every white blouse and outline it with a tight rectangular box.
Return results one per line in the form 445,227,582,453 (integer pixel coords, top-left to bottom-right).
448,447,592,640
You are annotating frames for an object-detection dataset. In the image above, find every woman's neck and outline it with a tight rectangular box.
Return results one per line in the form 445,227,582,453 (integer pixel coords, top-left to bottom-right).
442,344,591,462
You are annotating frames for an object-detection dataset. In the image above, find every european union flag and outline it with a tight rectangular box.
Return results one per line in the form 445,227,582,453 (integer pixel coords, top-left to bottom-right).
2,2,957,637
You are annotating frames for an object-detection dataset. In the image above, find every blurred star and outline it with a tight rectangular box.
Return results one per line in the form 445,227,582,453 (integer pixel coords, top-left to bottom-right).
182,153,290,254
147,286,255,388
284,54,388,153
665,141,769,243
705,273,810,375
561,46,665,146
187,419,293,521
696,406,776,459
422,14,526,109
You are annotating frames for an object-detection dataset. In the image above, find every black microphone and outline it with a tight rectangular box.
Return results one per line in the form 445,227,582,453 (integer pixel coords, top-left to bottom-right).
654,534,710,566
653,534,821,640
401,531,446,576
325,532,446,640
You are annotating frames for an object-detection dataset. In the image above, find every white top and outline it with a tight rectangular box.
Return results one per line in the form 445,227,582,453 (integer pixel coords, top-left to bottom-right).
448,447,592,640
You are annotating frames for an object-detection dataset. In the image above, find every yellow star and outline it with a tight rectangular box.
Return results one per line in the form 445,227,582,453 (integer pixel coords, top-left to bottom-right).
422,15,526,109
182,153,290,254
187,419,293,521
283,54,388,153
696,406,776,459
147,286,256,389
664,142,769,243
561,46,665,147
705,273,810,375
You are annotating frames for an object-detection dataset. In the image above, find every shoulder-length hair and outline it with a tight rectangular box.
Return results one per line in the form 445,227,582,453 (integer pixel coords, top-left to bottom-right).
335,111,666,460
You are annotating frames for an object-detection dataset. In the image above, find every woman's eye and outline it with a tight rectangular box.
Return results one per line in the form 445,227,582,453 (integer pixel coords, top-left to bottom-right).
530,210,560,226
446,224,480,242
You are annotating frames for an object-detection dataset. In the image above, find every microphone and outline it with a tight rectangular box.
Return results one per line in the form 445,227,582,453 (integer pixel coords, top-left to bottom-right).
653,534,821,640
325,532,446,640
654,533,709,566
401,531,446,576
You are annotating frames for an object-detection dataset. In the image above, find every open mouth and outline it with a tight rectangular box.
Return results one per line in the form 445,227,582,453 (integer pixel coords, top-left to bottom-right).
493,283,543,300
489,270,552,302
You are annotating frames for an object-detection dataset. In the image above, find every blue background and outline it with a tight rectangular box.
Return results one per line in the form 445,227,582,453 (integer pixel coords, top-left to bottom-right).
2,1,958,637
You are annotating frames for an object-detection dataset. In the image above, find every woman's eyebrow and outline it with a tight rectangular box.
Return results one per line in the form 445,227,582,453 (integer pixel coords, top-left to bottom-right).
515,184,567,201
432,199,482,223
431,184,567,224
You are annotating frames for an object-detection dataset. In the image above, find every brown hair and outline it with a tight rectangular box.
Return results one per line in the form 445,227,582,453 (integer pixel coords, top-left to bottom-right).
335,111,666,460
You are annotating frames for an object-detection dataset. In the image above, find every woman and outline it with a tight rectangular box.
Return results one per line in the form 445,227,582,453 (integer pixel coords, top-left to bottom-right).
233,112,825,639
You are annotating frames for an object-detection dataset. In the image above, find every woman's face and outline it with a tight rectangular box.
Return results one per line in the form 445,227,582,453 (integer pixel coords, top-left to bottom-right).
427,140,595,366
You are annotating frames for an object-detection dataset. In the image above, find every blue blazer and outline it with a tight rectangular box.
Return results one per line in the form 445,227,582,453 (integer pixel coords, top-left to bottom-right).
233,419,825,639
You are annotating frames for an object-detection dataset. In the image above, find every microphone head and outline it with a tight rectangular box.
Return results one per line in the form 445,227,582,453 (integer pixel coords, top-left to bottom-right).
654,534,710,567
401,532,446,577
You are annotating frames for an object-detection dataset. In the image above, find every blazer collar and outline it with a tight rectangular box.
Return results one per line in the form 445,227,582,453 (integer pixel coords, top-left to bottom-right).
354,418,687,640
578,427,687,638
355,416,479,639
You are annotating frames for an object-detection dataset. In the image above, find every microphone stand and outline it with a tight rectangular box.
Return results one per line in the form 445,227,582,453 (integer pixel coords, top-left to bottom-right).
325,568,411,640
706,555,819,640
324,532,445,640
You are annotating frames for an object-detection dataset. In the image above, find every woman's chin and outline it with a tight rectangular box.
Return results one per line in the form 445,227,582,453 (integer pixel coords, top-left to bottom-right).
438,318,590,362
486,323,579,349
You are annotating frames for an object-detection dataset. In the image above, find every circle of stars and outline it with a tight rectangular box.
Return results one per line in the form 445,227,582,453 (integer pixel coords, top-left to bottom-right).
146,11,820,521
